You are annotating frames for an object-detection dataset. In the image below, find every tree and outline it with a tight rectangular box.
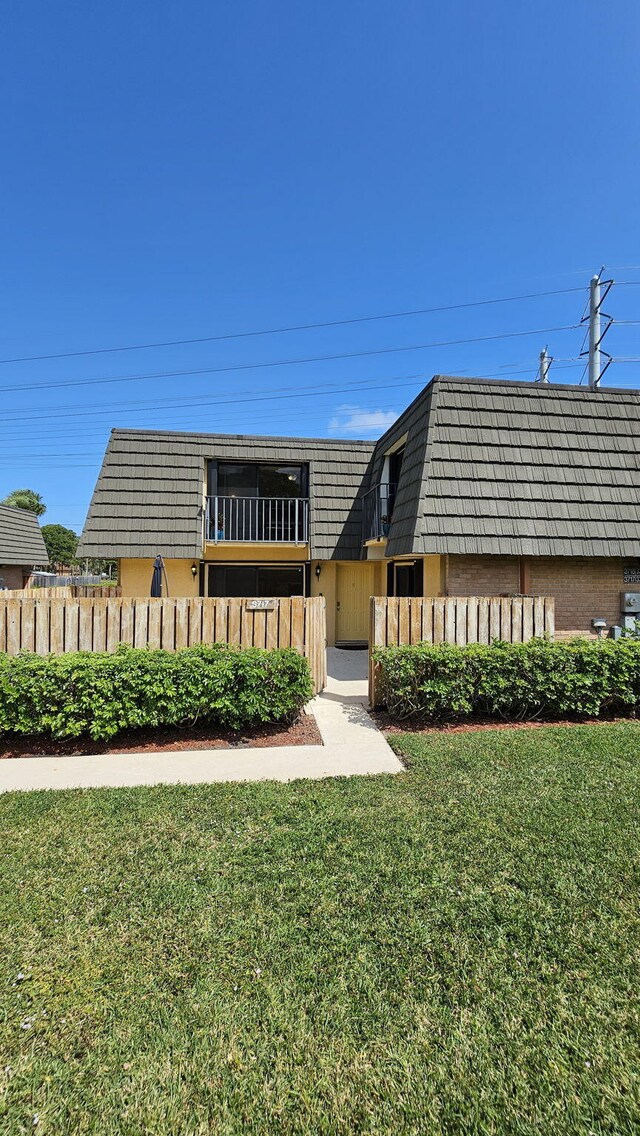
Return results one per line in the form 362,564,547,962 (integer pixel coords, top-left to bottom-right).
41,525,78,569
1,488,46,516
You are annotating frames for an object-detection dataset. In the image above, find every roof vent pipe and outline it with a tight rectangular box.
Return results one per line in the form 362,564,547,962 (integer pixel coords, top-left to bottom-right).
537,346,552,383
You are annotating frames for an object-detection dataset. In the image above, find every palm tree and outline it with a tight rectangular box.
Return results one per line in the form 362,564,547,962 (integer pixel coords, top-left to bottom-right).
0,489,46,517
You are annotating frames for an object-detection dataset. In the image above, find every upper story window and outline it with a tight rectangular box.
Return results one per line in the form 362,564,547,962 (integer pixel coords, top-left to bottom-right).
206,460,310,543
362,443,406,542
208,461,308,499
388,447,404,487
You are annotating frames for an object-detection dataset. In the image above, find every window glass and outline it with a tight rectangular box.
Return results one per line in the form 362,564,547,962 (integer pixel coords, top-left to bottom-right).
257,567,304,596
389,448,404,485
210,461,307,499
217,463,258,497
258,465,305,498
208,565,304,597
394,560,423,597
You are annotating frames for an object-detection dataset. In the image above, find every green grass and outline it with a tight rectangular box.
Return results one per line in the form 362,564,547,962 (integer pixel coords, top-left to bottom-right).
2,723,640,1135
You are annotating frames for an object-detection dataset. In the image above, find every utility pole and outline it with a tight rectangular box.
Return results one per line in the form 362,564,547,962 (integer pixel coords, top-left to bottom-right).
588,275,601,388
538,346,552,383
582,270,614,388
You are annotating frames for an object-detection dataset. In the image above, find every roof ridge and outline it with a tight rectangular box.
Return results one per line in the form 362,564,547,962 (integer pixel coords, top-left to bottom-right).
109,427,376,446
433,374,640,396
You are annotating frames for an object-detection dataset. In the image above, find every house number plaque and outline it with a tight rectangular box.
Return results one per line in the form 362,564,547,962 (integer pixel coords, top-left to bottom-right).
245,598,277,611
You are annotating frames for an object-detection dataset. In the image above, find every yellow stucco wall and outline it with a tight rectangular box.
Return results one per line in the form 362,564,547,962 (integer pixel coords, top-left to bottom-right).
203,543,309,562
423,554,446,596
119,558,199,598
120,553,444,611
310,560,337,644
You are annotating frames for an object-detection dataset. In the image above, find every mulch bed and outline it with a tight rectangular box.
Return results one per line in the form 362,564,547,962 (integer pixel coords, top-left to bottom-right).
0,713,322,759
374,711,638,736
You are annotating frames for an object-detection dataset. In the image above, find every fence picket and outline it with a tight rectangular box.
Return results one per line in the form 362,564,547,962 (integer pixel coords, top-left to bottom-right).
78,601,93,652
410,598,422,644
49,601,65,654
290,596,304,654
119,600,135,646
489,599,501,641
147,599,162,648
20,603,35,653
397,598,410,646
522,598,534,641
466,597,478,644
433,599,445,643
187,598,203,646
64,601,80,653
92,603,107,651
454,598,467,646
477,599,489,644
134,599,150,648
6,603,21,656
386,598,399,647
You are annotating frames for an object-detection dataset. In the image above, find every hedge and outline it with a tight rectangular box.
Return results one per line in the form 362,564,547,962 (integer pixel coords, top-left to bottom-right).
0,644,314,741
374,638,640,722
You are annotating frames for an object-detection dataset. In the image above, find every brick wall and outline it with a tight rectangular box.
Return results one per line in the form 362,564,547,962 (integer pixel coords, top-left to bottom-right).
0,565,26,590
446,554,628,633
446,555,521,597
528,557,624,632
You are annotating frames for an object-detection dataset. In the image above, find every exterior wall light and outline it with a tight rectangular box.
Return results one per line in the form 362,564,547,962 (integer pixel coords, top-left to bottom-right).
191,563,198,580
315,563,322,579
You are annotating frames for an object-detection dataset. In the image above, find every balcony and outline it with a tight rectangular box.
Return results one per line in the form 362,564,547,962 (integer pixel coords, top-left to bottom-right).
206,495,309,544
362,483,397,542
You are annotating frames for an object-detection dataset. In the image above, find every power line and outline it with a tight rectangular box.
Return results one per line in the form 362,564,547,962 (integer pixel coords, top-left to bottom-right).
0,362,587,432
0,287,585,366
0,371,429,420
0,361,588,441
0,324,580,396
0,359,555,419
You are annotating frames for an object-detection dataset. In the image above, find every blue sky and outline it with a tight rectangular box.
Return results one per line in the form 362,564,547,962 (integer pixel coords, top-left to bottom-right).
1,0,639,534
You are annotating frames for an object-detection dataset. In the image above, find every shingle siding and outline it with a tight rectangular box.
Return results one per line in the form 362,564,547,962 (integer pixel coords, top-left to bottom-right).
373,376,640,558
78,429,374,560
0,505,48,566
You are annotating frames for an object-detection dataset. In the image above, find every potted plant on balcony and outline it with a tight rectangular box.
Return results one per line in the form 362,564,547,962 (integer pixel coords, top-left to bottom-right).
216,512,225,540
381,514,391,538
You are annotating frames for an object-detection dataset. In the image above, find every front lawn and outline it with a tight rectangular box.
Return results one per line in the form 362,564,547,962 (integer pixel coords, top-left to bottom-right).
2,723,640,1134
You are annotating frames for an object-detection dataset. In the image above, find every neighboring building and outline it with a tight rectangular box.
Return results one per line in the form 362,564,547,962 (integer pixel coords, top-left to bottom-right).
78,376,640,642
0,504,48,589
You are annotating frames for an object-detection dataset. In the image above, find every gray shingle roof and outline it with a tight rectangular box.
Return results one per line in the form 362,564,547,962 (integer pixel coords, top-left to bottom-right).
0,505,48,566
376,377,640,558
78,429,375,560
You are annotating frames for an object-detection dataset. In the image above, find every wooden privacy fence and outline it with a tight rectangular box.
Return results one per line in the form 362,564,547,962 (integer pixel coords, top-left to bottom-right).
369,595,555,706
0,595,327,693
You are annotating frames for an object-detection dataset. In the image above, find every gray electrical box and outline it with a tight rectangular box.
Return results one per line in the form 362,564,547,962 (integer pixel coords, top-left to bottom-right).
621,593,640,633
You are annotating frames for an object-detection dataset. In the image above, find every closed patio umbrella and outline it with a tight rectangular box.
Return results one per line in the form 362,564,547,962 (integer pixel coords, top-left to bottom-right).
150,555,167,597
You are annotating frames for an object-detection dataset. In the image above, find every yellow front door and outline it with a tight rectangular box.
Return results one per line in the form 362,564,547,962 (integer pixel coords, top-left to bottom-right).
336,563,373,642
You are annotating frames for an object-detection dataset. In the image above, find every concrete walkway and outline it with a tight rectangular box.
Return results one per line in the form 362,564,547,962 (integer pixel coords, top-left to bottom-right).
0,648,403,792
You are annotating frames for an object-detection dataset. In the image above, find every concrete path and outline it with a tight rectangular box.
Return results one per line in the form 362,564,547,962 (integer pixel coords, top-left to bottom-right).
0,648,403,792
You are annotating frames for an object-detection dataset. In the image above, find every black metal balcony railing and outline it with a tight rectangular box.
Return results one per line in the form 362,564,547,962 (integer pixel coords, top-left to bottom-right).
362,483,397,542
206,495,309,544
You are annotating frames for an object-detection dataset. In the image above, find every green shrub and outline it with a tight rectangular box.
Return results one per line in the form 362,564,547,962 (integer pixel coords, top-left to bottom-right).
0,644,314,741
374,638,640,722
